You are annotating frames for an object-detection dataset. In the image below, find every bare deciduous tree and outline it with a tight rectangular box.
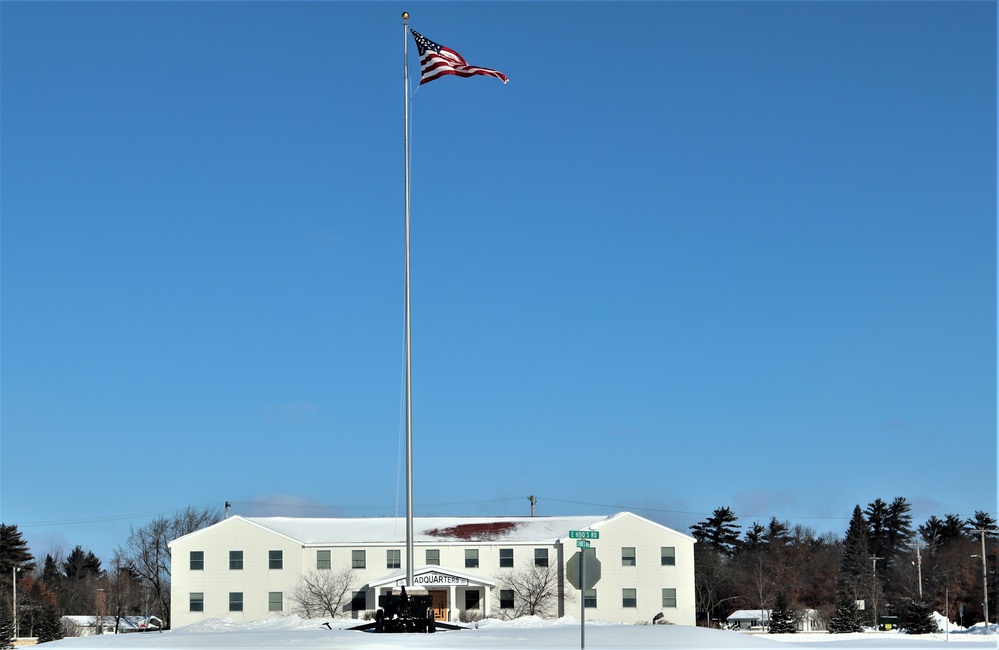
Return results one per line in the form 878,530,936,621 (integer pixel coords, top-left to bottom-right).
494,563,565,620
290,566,358,618
116,505,222,628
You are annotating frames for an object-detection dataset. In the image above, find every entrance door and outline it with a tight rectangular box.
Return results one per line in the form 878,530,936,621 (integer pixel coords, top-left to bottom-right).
428,590,448,621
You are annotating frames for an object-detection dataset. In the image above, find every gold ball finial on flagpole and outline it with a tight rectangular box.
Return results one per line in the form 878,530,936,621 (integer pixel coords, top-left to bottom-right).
402,11,409,20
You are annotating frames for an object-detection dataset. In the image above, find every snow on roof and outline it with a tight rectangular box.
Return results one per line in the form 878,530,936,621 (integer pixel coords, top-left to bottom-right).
62,615,162,630
727,610,771,620
242,514,615,545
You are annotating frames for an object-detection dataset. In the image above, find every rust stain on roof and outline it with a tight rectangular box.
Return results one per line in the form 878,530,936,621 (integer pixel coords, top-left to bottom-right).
423,521,520,540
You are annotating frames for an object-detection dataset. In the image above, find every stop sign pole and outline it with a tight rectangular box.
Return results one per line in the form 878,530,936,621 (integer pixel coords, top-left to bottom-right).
569,530,599,649
579,545,587,649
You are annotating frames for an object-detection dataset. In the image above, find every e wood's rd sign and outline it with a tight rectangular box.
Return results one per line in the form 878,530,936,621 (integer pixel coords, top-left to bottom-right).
569,530,599,540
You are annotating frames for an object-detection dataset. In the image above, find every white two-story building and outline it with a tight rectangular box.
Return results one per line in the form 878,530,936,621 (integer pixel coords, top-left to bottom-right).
168,511,695,628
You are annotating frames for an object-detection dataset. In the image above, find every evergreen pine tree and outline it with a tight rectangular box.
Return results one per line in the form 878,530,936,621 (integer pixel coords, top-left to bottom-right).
35,602,64,644
767,592,797,634
827,593,864,633
0,610,14,650
838,506,871,602
690,507,742,556
901,598,937,635
0,523,36,576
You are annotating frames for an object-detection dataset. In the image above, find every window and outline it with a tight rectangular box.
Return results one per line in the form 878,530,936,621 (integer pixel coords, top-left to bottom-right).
584,589,597,608
387,549,401,569
465,549,479,568
465,590,480,610
352,550,366,569
534,548,549,567
351,590,367,611
190,551,204,571
622,588,637,608
662,588,677,608
269,550,283,570
499,548,514,568
269,592,283,612
189,593,204,612
317,550,331,570
622,547,636,567
229,592,243,612
426,549,440,566
499,589,514,609
661,546,676,566
229,550,243,570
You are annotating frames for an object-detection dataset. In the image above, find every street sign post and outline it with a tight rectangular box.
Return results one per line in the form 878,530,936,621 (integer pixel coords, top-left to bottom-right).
566,549,601,649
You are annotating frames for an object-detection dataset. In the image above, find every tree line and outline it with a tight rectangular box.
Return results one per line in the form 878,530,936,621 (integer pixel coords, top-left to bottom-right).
2,499,996,640
1,505,222,642
690,498,997,632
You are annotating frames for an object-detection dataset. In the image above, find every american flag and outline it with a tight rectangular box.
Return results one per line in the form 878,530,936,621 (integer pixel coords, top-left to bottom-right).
411,29,508,85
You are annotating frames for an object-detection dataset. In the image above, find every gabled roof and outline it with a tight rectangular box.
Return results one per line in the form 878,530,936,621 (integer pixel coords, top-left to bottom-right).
169,512,692,547
241,514,612,545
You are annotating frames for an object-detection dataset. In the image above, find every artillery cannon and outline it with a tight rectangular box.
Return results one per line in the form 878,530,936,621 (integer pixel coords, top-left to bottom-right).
373,586,436,633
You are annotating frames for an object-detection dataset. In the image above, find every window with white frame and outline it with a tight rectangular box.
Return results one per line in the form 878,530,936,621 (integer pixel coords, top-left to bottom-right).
229,550,243,570
661,546,676,566
189,593,204,612
190,551,204,570
499,548,514,568
465,549,479,568
317,550,331,570
662,588,677,608
584,589,597,608
229,592,243,612
622,588,637,608
426,549,440,565
534,548,549,567
387,549,401,569
269,592,283,612
269,550,283,570
622,547,636,566
499,589,514,609
352,549,366,569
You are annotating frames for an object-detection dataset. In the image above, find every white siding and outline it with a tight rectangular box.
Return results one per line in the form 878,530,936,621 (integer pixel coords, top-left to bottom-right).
169,512,695,629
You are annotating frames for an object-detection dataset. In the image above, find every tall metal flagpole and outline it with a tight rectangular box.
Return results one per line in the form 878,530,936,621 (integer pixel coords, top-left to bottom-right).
402,10,414,588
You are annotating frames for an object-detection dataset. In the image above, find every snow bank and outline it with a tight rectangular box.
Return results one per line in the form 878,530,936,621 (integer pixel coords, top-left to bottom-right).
42,616,997,649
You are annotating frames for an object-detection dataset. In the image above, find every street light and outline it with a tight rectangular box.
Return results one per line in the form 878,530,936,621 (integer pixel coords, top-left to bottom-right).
12,567,22,641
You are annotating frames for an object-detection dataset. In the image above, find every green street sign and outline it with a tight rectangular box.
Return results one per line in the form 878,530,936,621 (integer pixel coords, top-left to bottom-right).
569,530,599,540
576,540,591,548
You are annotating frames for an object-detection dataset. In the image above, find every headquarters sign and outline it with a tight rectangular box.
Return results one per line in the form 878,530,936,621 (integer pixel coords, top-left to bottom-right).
396,571,468,587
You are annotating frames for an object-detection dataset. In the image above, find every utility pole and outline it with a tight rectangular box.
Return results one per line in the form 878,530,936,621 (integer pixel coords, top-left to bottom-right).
870,556,883,625
529,495,537,517
971,528,995,627
906,541,925,599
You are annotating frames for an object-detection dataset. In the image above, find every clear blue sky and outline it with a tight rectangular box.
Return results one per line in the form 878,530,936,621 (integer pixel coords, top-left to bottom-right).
2,1,995,564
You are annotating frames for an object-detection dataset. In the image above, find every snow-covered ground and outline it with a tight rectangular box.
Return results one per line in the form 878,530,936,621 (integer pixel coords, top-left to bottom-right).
42,614,997,650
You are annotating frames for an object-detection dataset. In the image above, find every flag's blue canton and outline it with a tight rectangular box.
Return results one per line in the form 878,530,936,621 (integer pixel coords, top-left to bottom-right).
412,31,441,57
